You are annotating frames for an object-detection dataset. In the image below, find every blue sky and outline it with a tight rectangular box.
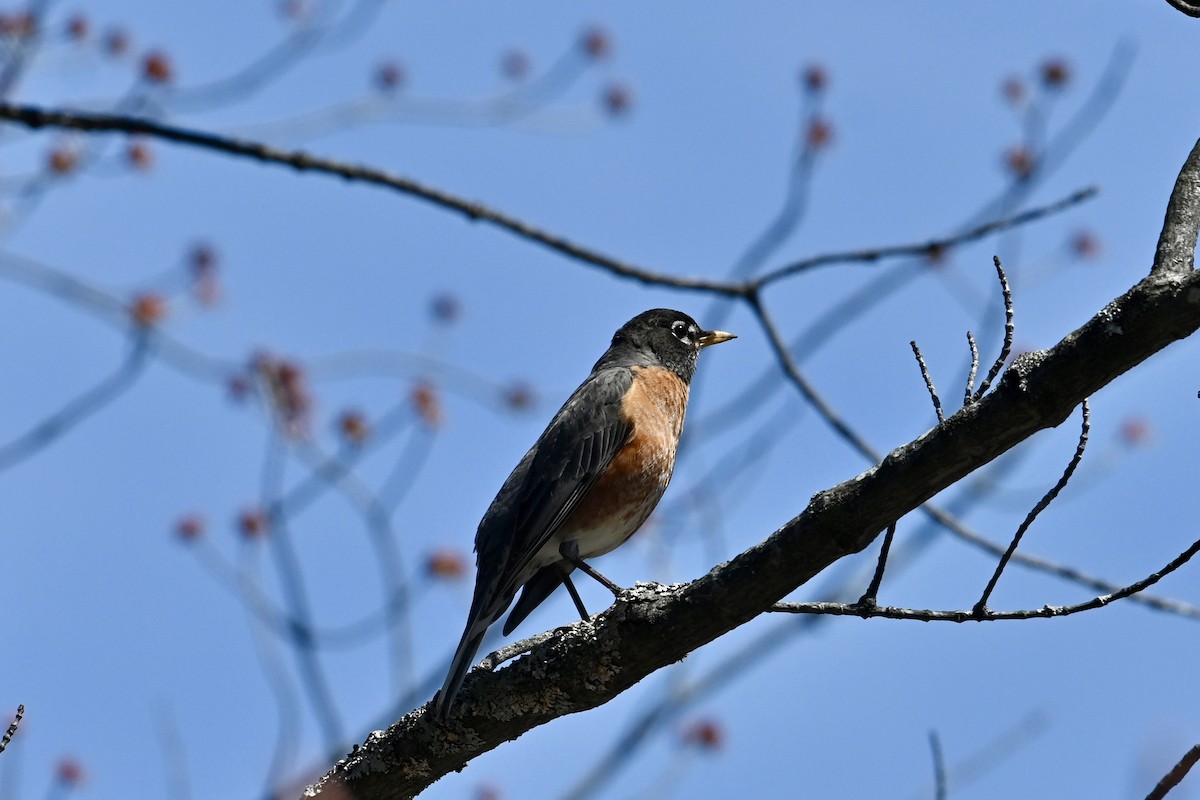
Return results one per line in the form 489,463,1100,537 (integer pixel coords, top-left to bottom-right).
3,2,1200,799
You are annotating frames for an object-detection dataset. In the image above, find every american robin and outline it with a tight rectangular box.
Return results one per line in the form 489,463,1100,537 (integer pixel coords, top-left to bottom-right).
432,309,734,721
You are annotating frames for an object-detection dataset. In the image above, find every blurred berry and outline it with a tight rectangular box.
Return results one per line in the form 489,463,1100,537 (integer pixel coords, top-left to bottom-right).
130,292,168,327
430,293,460,324
66,13,88,42
1119,417,1151,446
1070,230,1101,260
0,12,35,39
1003,145,1035,180
103,27,130,57
580,26,611,59
189,242,221,305
412,381,443,428
426,548,468,580
126,139,153,170
227,373,252,402
254,354,312,435
337,410,370,445
238,508,269,539
374,60,406,92
279,0,311,21
806,117,833,149
1001,76,1025,106
503,382,534,411
175,514,205,542
142,50,174,83
48,145,79,175
500,49,530,81
801,63,828,93
56,758,85,786
682,719,725,751
602,82,633,117
1040,58,1071,89
475,785,502,800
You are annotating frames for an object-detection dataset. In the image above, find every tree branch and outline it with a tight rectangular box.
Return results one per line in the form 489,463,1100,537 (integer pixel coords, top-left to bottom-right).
0,101,744,297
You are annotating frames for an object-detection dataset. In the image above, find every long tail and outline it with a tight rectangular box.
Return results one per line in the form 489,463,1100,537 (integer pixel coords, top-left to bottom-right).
432,616,490,721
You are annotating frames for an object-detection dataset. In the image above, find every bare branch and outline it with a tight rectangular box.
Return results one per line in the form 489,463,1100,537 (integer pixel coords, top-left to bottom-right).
975,400,1090,612
0,102,745,297
0,705,22,754
973,256,1015,400
1146,743,1200,800
754,187,1097,287
910,341,945,423
858,523,897,608
964,332,980,406
775,529,1200,623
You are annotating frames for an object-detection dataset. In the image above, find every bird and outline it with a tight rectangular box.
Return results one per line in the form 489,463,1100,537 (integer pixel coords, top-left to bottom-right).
431,308,735,721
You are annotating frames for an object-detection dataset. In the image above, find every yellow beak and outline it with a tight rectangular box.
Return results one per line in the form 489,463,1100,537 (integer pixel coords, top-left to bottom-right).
698,330,736,348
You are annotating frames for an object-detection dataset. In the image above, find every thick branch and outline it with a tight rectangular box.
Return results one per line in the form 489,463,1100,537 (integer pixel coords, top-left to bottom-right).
307,145,1200,796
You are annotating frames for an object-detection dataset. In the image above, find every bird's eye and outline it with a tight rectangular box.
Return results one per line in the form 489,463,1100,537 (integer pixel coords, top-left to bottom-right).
670,320,691,342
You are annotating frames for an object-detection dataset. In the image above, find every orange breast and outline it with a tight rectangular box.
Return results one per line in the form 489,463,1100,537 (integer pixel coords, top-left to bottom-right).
560,366,689,557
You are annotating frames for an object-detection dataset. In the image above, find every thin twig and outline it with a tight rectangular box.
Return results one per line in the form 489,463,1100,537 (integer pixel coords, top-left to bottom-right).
0,705,22,754
975,400,1090,613
910,341,945,423
858,523,898,608
1146,743,1200,800
755,187,1097,287
973,256,1015,400
930,730,947,800
773,528,1200,622
747,292,880,458
478,629,561,671
964,332,979,407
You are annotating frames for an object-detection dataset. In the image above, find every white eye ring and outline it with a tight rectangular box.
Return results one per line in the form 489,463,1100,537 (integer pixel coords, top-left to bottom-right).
671,320,691,341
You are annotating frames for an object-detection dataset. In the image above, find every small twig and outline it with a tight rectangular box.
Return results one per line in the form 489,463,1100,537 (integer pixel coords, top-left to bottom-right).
929,730,947,800
748,292,881,459
478,629,561,671
910,341,945,423
964,332,980,407
1146,743,1200,800
772,527,1200,622
858,523,898,608
973,256,1015,400
0,705,23,754
975,400,1090,613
